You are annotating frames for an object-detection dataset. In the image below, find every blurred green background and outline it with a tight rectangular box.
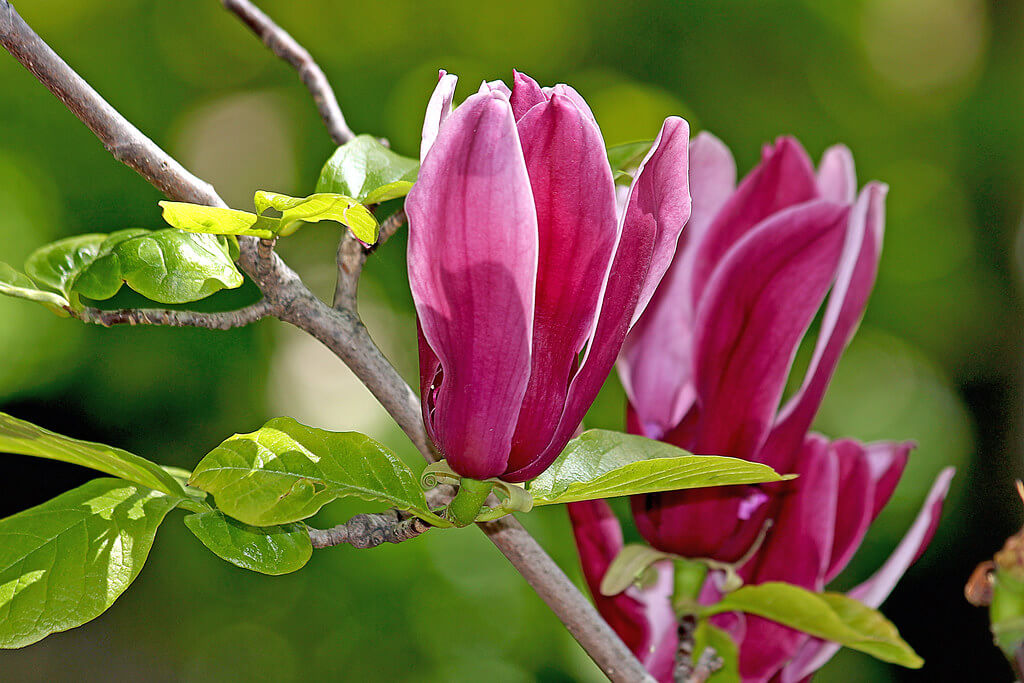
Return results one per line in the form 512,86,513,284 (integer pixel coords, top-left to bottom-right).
0,0,1020,680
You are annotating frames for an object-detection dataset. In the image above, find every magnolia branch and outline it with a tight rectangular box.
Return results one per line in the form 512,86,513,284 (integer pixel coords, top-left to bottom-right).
333,209,408,310
0,4,651,680
221,0,354,145
308,509,431,549
73,300,273,329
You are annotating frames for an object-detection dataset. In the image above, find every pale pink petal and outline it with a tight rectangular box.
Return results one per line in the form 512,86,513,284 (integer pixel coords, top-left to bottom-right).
407,91,538,479
419,70,459,161
816,144,857,204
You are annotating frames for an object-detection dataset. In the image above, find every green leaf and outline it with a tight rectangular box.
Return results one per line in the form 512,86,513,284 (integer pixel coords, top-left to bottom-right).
526,430,791,506
253,191,378,242
0,412,185,497
9,229,243,309
0,478,179,648
23,234,107,304
184,509,311,575
188,417,447,527
0,261,69,312
316,135,419,204
74,229,243,303
607,140,653,171
159,202,269,238
693,621,740,683
703,582,923,668
599,543,673,596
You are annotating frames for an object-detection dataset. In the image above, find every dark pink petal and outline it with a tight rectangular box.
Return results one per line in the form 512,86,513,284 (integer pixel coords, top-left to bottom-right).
816,144,857,204
766,183,887,467
690,137,819,306
619,132,735,439
567,500,678,682
407,91,538,480
633,485,769,562
505,95,619,474
778,468,954,682
692,200,848,461
502,117,690,481
823,439,875,582
745,434,838,590
511,70,546,120
419,70,459,161
865,440,913,519
736,435,839,682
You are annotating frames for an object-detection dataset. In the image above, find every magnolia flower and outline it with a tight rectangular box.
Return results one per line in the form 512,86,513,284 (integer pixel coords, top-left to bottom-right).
569,134,953,681
407,71,690,482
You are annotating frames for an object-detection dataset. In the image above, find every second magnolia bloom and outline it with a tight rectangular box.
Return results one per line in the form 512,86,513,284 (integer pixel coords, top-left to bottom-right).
407,71,691,482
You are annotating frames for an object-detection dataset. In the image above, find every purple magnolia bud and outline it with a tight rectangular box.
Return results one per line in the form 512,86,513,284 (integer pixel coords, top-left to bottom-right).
407,71,691,482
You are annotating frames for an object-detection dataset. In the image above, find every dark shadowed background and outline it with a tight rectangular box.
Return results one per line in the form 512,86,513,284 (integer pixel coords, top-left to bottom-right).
0,0,1020,680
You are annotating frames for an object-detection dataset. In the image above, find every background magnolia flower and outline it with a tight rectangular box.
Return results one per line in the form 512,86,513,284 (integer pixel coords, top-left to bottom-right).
406,71,691,482
569,134,953,681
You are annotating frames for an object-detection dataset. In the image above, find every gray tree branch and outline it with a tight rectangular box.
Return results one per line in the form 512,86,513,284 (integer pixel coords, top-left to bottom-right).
220,0,355,146
308,509,431,549
73,300,273,329
0,3,653,680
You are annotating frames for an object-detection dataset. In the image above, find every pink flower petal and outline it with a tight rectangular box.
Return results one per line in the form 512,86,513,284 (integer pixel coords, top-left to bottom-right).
510,70,546,121
689,137,819,306
619,132,735,439
691,200,848,462
736,435,839,682
407,91,538,479
567,500,678,682
505,95,619,474
767,183,887,466
419,70,459,161
816,144,857,204
779,468,954,682
503,116,690,482
823,439,875,582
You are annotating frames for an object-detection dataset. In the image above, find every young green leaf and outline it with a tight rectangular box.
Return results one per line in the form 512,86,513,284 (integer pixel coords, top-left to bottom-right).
599,543,673,596
159,202,270,238
0,412,185,497
526,430,791,506
0,478,180,648
607,140,653,171
189,417,447,527
4,229,244,310
73,229,243,303
23,234,107,303
0,261,69,312
692,621,740,683
184,509,311,575
253,191,378,243
316,134,419,204
702,582,923,668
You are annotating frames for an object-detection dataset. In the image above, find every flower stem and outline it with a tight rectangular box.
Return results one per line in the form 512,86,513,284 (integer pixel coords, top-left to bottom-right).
447,477,494,527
